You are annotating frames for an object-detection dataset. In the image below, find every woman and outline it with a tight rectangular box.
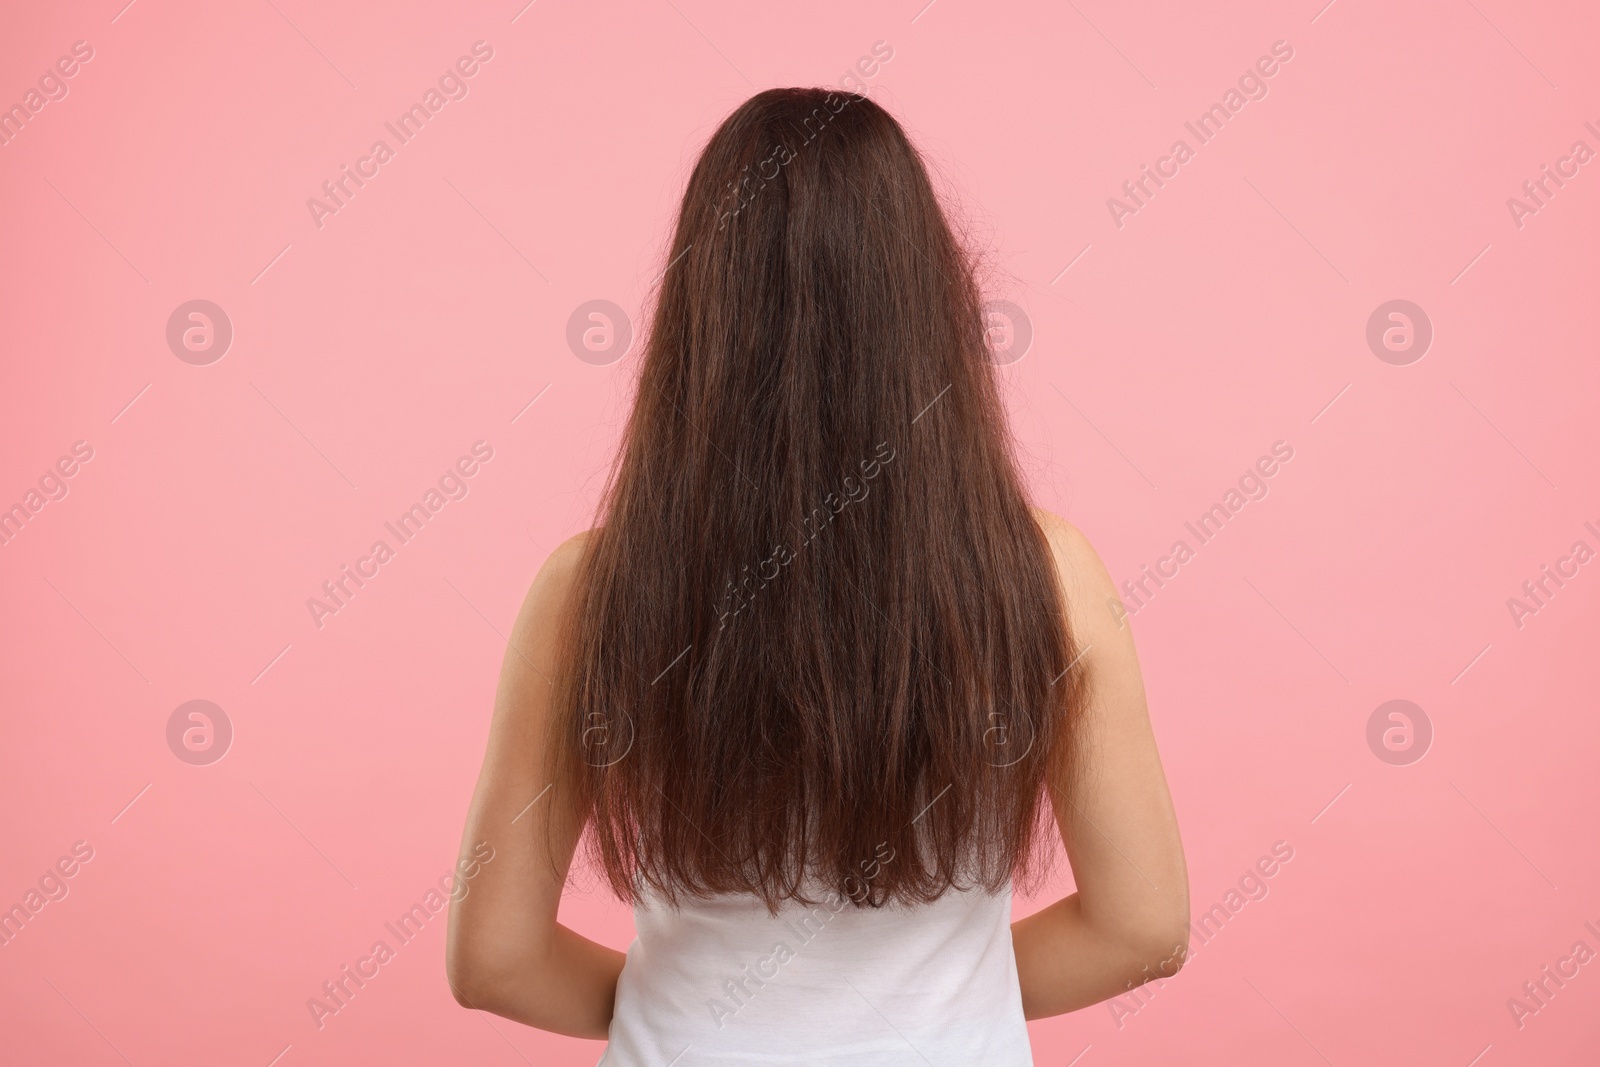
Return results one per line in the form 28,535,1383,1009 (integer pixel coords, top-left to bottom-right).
446,87,1188,1064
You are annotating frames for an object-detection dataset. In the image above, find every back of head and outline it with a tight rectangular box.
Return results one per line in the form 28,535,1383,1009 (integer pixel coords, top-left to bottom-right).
547,87,1086,913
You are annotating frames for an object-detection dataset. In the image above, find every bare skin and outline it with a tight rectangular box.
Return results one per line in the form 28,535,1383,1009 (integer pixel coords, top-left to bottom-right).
1010,508,1190,1018
444,529,622,1038
445,510,1188,1036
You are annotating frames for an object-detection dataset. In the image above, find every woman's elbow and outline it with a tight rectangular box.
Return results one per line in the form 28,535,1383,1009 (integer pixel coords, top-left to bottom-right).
1126,916,1190,984
446,933,511,1013
1135,875,1191,980
445,949,486,1011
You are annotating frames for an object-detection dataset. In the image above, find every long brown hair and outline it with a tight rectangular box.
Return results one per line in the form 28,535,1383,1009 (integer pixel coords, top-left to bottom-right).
545,87,1087,913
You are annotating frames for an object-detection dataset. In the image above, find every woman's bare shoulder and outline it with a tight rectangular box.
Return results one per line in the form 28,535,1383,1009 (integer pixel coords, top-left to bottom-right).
509,528,598,645
1028,507,1121,641
1028,506,1103,578
547,527,596,573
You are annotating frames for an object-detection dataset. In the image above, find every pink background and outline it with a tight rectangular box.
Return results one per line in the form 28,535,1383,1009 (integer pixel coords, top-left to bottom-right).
2,0,1597,1064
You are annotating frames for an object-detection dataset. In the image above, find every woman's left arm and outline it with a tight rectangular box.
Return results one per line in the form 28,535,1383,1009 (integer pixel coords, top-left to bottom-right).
445,531,625,1038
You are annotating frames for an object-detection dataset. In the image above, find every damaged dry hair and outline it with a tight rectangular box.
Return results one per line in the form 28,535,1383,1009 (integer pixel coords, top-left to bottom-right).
543,87,1088,913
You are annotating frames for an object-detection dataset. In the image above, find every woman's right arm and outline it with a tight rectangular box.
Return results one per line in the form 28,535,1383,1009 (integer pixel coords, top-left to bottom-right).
445,531,626,1038
1011,510,1190,1019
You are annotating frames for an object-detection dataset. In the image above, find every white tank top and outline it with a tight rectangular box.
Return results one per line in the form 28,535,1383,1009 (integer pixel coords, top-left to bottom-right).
598,878,1033,1065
